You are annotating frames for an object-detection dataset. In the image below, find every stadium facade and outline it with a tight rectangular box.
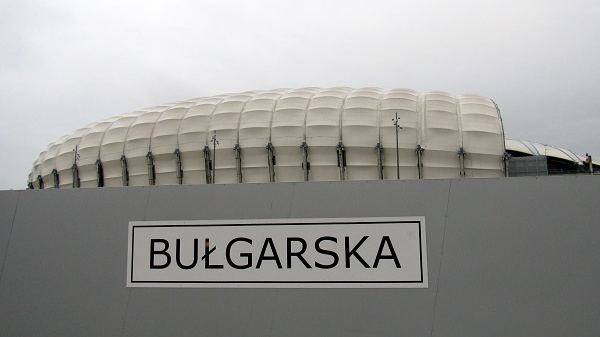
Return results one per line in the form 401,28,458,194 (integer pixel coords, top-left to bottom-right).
28,87,507,188
27,87,597,189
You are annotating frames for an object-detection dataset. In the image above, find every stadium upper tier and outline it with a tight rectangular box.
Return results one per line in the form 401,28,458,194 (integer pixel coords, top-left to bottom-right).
506,139,589,162
29,87,509,188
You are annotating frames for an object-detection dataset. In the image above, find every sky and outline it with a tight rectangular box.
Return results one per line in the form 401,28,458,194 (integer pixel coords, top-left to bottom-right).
1,0,599,190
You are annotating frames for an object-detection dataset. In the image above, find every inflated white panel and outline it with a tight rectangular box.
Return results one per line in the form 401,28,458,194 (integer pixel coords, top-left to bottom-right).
272,146,304,182
458,95,503,177
79,172,98,188
239,91,283,147
180,152,205,185
380,148,419,180
56,127,93,188
306,88,350,181
209,94,252,147
209,94,254,183
40,135,69,188
79,120,115,164
77,117,117,187
151,106,190,185
342,88,382,147
239,90,286,183
342,88,383,180
125,108,169,157
178,96,225,184
210,148,238,184
271,89,318,182
179,97,225,152
306,88,349,145
125,106,173,186
30,150,46,187
271,89,318,145
239,148,268,183
152,107,187,155
98,111,145,187
422,92,460,179
125,156,148,186
102,160,123,187
100,111,145,161
78,118,120,187
154,159,177,186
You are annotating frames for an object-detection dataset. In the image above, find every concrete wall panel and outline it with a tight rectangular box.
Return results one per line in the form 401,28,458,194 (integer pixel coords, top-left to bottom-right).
0,190,19,280
0,176,599,336
0,187,150,337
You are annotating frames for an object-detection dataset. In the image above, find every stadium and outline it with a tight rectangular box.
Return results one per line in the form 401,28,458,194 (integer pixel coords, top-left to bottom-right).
26,87,597,189
2,87,599,336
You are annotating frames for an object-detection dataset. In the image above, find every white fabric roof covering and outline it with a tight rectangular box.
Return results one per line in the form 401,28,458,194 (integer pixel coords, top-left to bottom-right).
505,139,598,165
29,88,508,188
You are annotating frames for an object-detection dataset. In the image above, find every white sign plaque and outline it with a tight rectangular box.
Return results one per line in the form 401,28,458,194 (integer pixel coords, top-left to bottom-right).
127,217,427,288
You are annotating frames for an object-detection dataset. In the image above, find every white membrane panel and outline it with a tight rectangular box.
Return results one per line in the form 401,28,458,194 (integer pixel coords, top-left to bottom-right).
29,88,511,188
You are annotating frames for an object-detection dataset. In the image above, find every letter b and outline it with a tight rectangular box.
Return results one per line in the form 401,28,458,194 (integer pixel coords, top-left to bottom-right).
150,239,171,269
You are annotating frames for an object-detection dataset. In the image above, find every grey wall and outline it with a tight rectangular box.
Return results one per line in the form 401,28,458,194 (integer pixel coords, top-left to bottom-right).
1,176,599,336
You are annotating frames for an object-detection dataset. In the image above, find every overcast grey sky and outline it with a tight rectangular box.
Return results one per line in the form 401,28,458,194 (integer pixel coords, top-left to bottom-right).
1,0,599,190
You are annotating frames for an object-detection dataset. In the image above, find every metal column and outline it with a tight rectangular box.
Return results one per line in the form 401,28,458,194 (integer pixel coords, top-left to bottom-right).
415,145,424,179
375,142,384,180
71,164,80,188
301,141,309,182
146,151,155,186
266,142,276,182
120,155,129,186
174,149,183,185
336,141,346,181
95,159,104,187
457,147,466,178
502,152,511,177
203,146,212,184
234,144,242,183
51,169,59,188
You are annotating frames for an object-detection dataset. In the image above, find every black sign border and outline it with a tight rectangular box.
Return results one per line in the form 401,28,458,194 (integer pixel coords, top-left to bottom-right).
129,219,425,285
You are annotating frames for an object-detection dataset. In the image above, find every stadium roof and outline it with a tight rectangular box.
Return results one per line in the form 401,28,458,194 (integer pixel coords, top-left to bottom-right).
28,87,591,189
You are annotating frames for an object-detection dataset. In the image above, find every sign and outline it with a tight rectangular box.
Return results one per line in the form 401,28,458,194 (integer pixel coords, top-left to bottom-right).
127,217,427,288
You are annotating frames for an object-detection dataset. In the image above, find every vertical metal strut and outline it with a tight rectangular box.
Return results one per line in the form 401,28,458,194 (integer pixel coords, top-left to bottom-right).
71,163,80,188
52,169,59,188
72,145,80,188
234,144,242,183
502,152,511,177
266,142,276,182
336,141,346,181
375,142,384,180
120,155,129,186
203,146,212,184
146,151,155,185
174,149,183,185
95,159,104,187
415,145,424,179
457,147,466,178
301,141,309,182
